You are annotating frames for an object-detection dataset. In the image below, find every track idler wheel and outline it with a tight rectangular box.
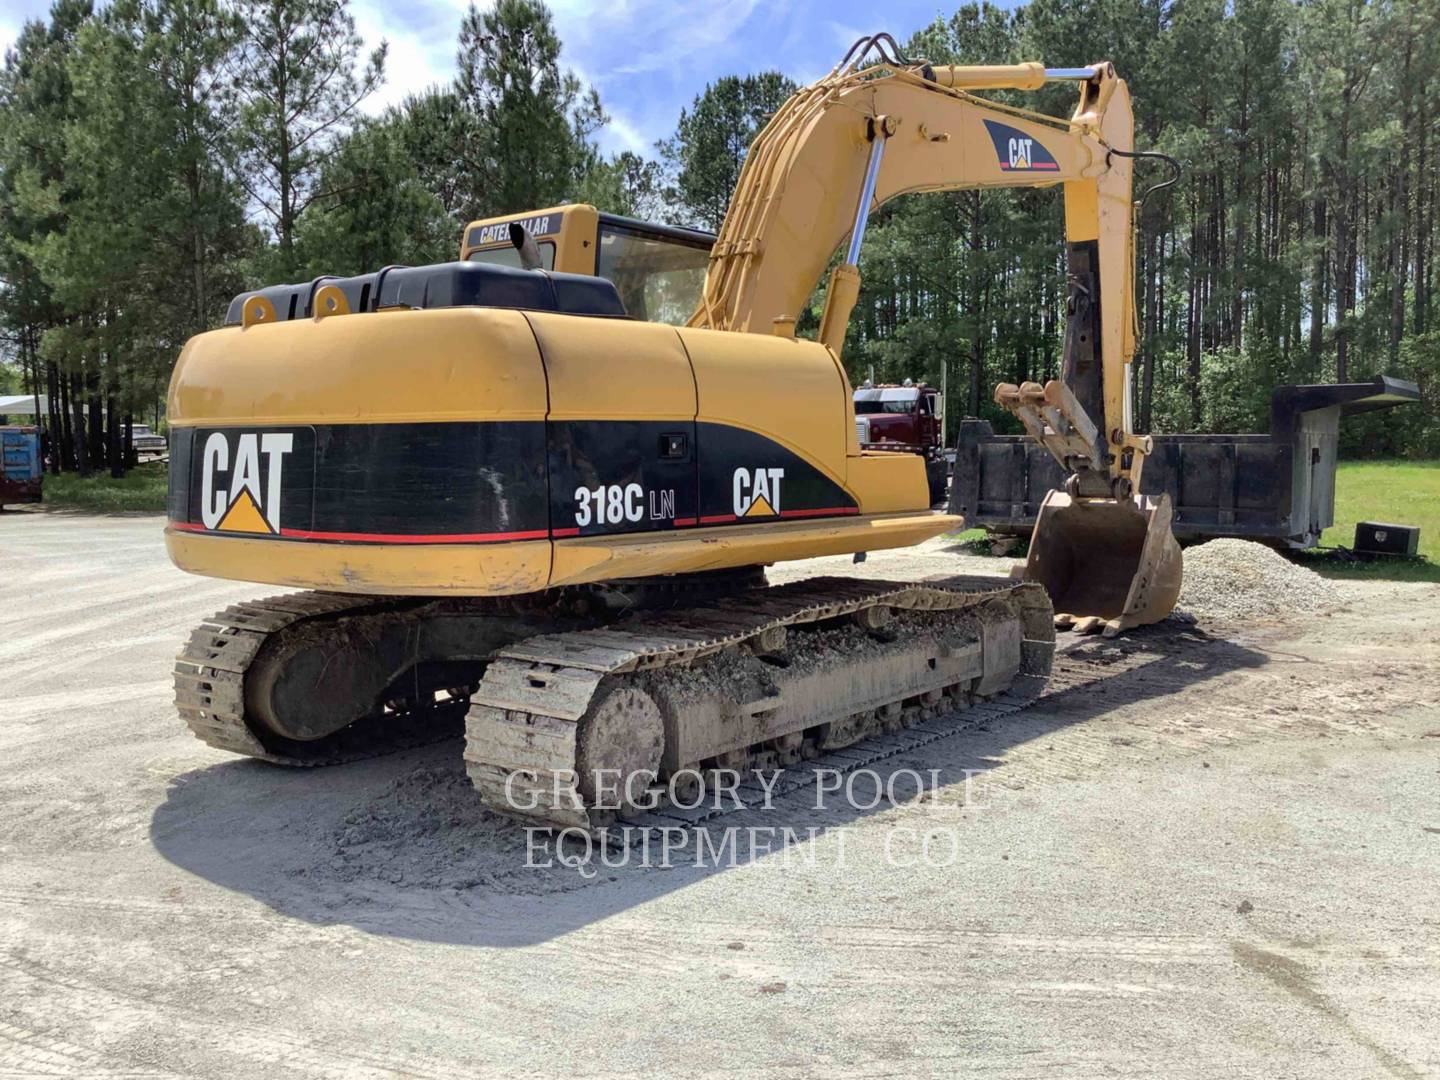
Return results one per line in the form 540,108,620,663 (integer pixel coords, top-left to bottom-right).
575,683,665,819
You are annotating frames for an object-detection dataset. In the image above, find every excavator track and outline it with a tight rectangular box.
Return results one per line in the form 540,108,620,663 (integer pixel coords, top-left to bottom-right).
173,570,771,767
174,593,451,765
465,576,1054,831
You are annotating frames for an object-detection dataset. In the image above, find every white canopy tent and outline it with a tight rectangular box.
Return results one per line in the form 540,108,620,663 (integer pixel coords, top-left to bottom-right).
0,393,49,417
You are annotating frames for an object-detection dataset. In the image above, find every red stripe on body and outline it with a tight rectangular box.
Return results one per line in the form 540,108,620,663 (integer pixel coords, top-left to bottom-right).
279,527,550,544
778,506,859,519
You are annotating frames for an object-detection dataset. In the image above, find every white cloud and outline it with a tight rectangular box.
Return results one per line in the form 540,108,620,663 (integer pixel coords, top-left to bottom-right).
0,14,22,60
352,0,462,116
598,109,650,156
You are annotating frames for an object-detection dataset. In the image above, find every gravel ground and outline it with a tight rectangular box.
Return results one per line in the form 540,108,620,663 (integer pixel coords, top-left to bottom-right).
2,509,1438,1078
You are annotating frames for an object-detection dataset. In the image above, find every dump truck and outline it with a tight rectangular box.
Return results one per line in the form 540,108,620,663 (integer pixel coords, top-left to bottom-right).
167,36,1177,828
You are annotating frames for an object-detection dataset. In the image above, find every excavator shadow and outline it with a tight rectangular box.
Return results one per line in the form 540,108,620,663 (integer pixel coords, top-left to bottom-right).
148,621,1266,947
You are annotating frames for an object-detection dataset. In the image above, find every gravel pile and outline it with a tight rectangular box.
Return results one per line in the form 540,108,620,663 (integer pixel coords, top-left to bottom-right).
1175,538,1336,622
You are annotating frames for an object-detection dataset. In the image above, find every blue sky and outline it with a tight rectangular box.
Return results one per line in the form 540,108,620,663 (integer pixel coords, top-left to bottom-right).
0,0,970,155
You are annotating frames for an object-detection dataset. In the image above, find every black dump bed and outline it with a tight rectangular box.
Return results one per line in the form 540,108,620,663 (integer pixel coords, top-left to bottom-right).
948,376,1421,549
224,261,627,326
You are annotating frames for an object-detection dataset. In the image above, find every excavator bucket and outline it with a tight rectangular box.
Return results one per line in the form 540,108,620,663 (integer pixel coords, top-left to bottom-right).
1021,490,1183,637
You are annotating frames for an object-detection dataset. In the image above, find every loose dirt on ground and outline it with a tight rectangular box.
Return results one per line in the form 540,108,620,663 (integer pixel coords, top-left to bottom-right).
1,508,1437,1078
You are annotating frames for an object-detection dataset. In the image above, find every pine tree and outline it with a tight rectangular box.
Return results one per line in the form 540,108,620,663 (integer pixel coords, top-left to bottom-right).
658,72,796,231
228,0,386,277
453,0,604,217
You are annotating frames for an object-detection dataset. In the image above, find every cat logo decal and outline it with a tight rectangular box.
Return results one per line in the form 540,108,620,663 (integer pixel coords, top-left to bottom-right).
199,432,294,534
984,120,1059,172
733,467,784,518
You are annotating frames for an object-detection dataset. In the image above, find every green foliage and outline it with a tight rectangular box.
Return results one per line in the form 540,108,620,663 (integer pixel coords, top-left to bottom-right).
292,108,456,276
43,459,168,511
454,0,604,217
658,72,796,231
1338,332,1440,458
230,0,386,274
1146,344,1285,436
576,151,666,219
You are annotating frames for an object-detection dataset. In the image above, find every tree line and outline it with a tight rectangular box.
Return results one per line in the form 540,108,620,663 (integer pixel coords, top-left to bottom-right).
1,0,1436,477
848,0,1439,456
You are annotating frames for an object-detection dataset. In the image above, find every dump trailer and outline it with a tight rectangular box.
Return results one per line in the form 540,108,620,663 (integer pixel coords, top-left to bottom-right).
950,376,1421,547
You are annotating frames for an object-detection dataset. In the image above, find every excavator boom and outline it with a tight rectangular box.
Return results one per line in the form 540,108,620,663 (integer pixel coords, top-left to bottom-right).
683,36,1181,633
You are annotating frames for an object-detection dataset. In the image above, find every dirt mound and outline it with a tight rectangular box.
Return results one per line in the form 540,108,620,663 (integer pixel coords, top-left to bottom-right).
321,761,575,893
1176,538,1336,622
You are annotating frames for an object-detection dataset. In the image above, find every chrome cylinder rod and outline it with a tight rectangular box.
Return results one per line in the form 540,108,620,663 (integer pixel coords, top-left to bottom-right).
846,128,889,264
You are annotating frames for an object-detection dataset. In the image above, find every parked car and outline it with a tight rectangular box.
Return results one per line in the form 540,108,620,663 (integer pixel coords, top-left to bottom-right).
132,424,167,456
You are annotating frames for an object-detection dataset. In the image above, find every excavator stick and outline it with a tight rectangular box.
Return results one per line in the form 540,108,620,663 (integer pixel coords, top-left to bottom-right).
1022,489,1183,637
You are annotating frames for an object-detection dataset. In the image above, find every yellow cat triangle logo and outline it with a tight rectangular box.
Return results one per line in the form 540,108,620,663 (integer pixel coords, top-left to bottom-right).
216,488,274,534
743,494,776,518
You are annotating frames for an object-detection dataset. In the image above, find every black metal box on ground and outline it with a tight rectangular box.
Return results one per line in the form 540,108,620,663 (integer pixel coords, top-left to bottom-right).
949,376,1421,549
1354,521,1421,557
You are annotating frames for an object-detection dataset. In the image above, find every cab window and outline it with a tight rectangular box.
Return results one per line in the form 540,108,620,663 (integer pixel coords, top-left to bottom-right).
596,225,710,325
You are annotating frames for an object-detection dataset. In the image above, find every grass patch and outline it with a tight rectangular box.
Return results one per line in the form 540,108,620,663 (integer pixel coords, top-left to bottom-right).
43,460,168,513
1301,459,1440,583
943,526,1028,557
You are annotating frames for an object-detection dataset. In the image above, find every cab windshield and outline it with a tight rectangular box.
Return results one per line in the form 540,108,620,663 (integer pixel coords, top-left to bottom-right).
854,390,920,415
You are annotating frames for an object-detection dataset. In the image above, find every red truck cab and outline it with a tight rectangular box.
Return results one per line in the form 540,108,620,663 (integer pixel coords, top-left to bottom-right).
853,383,943,452
853,382,948,504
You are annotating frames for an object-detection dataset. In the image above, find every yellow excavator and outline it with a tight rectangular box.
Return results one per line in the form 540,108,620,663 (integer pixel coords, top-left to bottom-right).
167,35,1180,828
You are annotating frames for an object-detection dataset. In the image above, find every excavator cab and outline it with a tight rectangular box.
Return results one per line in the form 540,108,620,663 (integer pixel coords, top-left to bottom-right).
460,205,714,326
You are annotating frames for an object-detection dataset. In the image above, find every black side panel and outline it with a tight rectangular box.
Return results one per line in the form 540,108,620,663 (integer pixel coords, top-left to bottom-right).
311,423,547,538
175,422,547,542
696,422,856,524
547,419,698,536
173,419,857,544
166,426,195,522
